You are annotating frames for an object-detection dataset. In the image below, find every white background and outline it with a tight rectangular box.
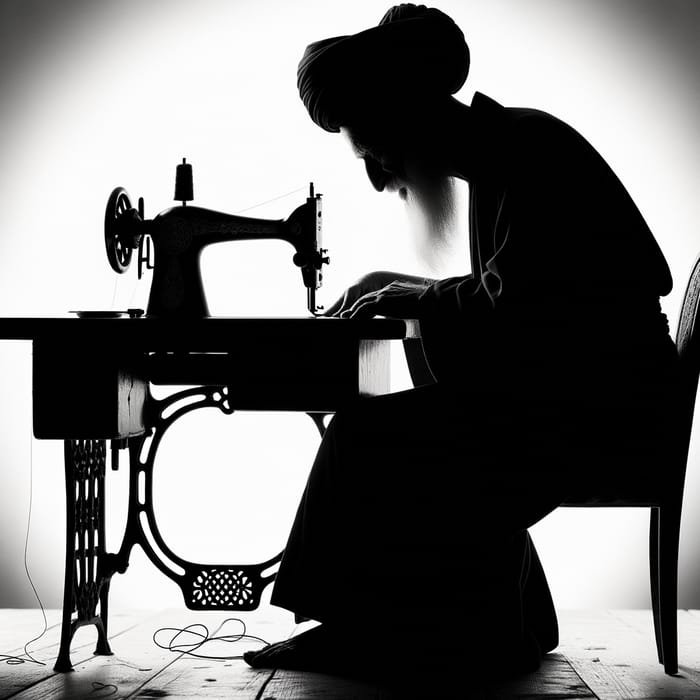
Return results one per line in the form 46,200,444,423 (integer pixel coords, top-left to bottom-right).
0,0,699,616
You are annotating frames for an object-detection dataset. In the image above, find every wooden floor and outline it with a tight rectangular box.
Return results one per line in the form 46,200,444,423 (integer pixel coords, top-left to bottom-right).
3,609,700,699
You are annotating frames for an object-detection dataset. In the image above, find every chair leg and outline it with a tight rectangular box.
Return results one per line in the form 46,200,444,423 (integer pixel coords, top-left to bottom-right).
659,502,682,675
649,507,663,664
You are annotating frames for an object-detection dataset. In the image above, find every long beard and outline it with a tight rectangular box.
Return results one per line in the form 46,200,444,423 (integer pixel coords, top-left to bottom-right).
404,175,458,272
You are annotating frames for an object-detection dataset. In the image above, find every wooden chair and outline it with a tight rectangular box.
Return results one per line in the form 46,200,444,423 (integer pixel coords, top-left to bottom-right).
561,256,700,675
403,256,700,676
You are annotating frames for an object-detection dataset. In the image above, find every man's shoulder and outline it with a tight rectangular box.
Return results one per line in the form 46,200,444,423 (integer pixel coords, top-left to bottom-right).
508,104,586,155
472,92,570,132
472,92,593,166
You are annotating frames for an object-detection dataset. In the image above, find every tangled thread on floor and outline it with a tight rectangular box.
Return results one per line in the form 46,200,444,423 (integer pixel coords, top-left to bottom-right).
152,618,269,660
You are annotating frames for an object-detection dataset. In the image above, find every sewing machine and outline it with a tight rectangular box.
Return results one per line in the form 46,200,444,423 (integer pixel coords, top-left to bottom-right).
0,160,421,673
104,159,329,316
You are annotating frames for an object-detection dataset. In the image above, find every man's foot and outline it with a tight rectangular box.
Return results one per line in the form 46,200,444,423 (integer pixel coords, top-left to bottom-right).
243,624,371,677
244,621,542,680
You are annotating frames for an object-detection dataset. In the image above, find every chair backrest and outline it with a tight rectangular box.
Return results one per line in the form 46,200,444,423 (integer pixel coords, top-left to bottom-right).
674,255,700,459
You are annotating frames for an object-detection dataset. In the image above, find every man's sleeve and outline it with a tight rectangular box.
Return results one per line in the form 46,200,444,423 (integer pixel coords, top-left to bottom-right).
416,188,551,326
417,273,492,318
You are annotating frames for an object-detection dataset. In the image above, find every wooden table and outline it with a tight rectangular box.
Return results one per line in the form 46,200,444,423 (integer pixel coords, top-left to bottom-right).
0,316,417,671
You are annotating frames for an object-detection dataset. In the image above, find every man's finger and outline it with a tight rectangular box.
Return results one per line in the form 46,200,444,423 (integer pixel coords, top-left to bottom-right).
346,298,380,319
323,291,348,317
340,291,378,319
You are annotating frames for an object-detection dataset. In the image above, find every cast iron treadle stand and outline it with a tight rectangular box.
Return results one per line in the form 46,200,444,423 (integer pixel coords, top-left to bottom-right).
55,385,328,671
55,440,113,672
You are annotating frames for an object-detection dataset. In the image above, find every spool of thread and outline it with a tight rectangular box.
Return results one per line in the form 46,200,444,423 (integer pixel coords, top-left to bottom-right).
175,158,193,204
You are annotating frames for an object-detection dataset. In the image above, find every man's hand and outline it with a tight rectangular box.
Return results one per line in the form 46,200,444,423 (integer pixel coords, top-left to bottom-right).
325,271,433,318
340,280,429,319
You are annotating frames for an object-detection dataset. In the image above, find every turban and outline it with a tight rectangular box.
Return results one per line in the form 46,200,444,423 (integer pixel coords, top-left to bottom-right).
297,4,470,133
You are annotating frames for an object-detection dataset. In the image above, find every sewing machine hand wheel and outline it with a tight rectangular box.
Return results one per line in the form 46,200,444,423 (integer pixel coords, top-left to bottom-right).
105,187,138,273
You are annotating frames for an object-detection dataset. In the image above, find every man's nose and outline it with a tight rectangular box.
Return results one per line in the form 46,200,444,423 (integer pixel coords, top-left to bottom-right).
364,155,395,192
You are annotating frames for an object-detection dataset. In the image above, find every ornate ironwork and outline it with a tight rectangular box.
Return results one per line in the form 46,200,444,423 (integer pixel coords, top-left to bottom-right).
55,439,113,672
55,383,331,670
189,568,256,608
110,386,311,612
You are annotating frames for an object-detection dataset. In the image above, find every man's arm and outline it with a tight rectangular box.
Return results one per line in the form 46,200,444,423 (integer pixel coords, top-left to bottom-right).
324,270,437,317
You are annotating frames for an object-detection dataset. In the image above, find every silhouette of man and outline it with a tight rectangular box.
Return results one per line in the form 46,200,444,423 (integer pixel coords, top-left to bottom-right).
245,4,679,680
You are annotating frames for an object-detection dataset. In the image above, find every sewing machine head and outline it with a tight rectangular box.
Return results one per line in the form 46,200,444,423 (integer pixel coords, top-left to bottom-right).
104,159,329,317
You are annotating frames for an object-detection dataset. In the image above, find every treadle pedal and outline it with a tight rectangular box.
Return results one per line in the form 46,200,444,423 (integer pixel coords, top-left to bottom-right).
182,566,269,611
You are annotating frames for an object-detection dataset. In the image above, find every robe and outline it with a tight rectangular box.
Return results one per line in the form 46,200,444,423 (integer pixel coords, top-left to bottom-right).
269,92,679,671
420,92,679,495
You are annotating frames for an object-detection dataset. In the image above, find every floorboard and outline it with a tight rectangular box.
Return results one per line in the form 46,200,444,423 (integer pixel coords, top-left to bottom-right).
259,653,595,700
2,609,699,699
558,609,700,699
0,609,162,699
0,610,62,653
120,611,287,700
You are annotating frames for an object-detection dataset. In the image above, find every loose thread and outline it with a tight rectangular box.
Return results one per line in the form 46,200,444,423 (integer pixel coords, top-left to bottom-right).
1,404,48,666
234,186,308,214
152,618,268,660
91,681,118,696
